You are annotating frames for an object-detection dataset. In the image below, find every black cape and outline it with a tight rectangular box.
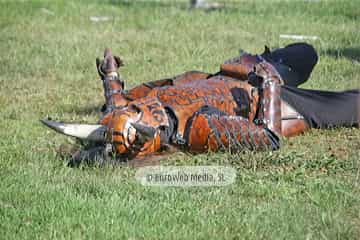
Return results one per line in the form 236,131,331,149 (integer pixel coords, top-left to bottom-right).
281,86,359,128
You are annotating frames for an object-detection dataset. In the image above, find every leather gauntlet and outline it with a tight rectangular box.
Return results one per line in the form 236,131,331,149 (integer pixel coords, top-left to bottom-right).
186,111,279,153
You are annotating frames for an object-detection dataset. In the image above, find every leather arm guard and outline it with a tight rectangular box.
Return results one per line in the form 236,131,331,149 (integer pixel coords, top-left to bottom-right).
185,62,282,153
96,49,128,115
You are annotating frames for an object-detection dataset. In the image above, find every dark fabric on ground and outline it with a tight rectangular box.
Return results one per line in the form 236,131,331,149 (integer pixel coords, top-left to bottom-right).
281,85,360,128
262,42,318,87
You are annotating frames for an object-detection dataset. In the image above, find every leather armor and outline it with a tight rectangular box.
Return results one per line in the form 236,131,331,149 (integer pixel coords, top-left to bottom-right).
96,50,307,159
185,62,282,153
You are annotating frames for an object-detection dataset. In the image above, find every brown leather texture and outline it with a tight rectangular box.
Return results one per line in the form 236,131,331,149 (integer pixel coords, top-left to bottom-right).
172,71,212,85
147,77,255,139
125,71,211,100
281,101,309,137
184,63,284,153
97,49,129,110
106,97,169,156
281,119,309,137
220,63,250,80
261,82,282,136
254,61,284,85
125,78,173,100
102,70,306,156
96,52,308,157
220,53,260,79
255,62,283,136
110,82,128,108
186,113,274,153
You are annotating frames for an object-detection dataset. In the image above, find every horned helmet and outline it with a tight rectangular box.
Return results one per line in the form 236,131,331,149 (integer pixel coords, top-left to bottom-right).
41,49,171,160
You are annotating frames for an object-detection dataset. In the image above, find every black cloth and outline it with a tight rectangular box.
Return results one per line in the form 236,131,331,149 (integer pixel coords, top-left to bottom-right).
261,42,318,87
281,85,360,128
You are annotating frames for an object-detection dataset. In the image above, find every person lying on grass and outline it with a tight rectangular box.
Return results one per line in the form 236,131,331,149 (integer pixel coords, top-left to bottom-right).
42,43,359,165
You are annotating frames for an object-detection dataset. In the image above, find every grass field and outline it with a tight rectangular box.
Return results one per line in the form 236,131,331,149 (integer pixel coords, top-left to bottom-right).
1,0,360,239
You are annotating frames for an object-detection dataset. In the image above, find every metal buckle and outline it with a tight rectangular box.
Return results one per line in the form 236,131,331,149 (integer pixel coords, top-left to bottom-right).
174,133,186,145
254,118,263,125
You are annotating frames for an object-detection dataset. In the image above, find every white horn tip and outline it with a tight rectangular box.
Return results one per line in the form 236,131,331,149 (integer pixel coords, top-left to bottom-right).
40,118,107,142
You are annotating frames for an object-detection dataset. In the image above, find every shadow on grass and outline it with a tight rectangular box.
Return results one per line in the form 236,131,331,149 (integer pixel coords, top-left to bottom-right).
323,47,360,62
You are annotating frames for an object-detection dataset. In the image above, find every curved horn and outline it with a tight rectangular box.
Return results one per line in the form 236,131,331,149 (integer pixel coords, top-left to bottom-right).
131,123,156,142
41,118,107,142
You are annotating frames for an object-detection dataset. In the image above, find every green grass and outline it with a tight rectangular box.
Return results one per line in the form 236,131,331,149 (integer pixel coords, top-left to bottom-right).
0,0,360,239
